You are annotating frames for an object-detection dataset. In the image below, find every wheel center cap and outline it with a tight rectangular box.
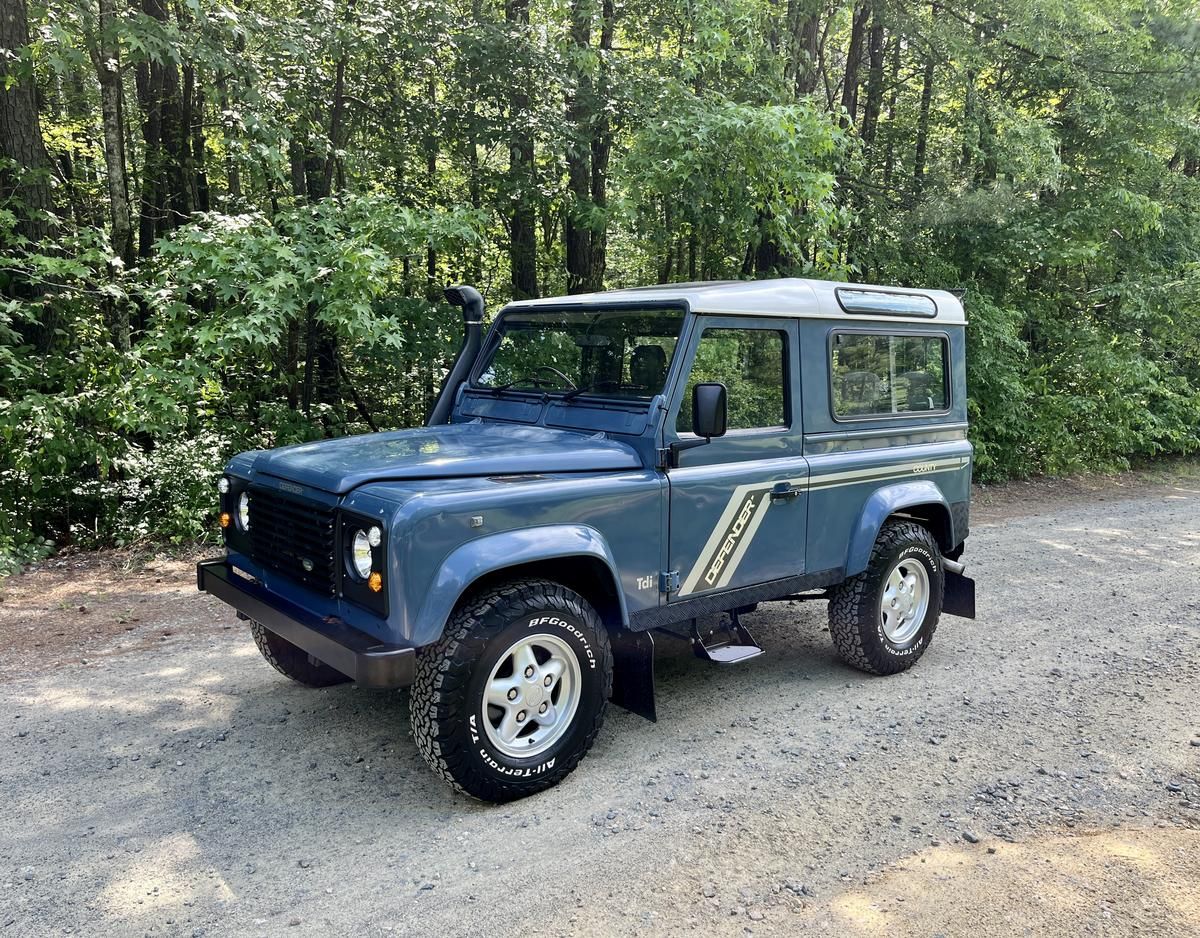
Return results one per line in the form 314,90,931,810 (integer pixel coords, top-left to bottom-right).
524,682,544,708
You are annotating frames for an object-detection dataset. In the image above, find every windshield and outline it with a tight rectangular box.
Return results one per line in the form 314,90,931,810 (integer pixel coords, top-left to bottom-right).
474,307,686,402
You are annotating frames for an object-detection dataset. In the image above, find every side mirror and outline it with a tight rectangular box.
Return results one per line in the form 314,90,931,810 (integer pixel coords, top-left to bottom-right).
668,382,728,468
691,383,727,439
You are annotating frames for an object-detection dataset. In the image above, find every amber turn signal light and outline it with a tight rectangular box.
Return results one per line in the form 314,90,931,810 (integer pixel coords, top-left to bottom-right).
219,512,231,528
367,572,383,593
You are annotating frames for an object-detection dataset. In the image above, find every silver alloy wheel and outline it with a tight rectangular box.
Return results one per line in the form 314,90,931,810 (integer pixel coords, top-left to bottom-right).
482,632,582,759
879,557,930,645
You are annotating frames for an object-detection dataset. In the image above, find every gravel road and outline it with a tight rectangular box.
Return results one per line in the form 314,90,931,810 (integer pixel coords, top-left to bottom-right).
2,471,1199,937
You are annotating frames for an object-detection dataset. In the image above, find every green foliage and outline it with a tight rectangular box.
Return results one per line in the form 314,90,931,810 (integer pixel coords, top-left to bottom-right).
0,194,480,569
3,0,1200,570
621,96,849,280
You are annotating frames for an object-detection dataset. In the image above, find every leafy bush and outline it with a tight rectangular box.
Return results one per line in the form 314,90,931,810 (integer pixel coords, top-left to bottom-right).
0,194,481,571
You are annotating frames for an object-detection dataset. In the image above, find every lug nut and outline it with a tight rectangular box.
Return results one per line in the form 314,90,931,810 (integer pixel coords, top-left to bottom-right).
507,688,518,701
538,702,548,714
524,665,535,678
516,711,527,723
543,675,553,687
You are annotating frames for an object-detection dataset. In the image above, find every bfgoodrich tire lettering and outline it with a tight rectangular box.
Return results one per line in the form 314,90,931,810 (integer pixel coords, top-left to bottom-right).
410,578,612,802
827,520,944,675
250,621,351,687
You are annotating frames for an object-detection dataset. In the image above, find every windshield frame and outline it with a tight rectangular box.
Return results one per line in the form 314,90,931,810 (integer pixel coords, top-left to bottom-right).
468,300,691,407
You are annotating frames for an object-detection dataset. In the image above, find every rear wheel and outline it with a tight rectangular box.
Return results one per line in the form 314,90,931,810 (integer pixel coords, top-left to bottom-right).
827,520,943,675
250,621,351,688
410,578,612,802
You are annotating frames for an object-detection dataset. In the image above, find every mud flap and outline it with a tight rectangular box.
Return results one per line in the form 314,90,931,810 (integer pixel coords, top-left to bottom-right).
610,629,656,722
942,570,976,619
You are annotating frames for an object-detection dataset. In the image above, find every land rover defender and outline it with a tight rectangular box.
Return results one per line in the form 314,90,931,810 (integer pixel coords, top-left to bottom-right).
198,278,976,801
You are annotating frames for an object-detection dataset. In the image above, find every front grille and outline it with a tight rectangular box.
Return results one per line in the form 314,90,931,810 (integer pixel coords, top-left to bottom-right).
247,486,338,596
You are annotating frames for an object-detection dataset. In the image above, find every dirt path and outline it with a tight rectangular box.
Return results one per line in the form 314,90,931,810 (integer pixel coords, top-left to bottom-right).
2,465,1198,936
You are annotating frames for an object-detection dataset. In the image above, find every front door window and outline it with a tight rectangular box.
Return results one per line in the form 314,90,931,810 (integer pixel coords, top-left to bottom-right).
676,327,787,432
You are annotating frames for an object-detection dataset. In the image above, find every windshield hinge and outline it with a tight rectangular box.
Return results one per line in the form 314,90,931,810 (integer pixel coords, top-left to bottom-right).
659,570,680,594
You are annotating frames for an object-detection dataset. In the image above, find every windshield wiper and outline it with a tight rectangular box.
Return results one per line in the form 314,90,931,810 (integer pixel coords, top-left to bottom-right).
560,383,598,402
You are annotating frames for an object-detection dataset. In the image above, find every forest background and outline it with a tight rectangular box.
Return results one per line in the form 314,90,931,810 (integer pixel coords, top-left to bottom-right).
2,0,1199,570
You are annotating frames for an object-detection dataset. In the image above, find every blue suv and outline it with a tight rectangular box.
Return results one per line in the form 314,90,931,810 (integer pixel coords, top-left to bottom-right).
199,279,976,801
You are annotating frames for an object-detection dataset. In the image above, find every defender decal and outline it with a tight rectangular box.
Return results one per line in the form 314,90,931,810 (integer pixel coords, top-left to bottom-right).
678,480,798,596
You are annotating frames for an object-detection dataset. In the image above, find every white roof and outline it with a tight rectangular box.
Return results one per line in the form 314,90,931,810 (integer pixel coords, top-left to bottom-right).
506,277,966,325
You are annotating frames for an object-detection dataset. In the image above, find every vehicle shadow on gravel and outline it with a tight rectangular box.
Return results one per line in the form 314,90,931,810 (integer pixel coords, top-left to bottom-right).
206,598,841,805
2,600,886,935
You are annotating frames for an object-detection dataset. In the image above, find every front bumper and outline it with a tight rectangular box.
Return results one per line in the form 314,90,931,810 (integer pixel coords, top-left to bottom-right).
197,558,415,688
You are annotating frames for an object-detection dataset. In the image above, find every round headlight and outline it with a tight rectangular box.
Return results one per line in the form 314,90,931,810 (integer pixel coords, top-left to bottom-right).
217,477,230,494
367,525,382,548
351,529,373,579
237,491,251,530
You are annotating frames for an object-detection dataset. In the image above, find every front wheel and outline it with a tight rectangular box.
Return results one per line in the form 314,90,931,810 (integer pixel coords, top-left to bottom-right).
250,621,351,687
827,520,943,675
410,578,612,802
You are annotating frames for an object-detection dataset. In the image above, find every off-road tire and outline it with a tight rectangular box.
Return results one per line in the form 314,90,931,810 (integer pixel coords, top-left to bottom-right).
410,578,612,802
250,621,351,688
828,520,943,675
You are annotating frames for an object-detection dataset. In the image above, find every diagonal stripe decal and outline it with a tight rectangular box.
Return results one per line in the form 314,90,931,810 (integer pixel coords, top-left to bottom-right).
675,456,970,597
678,482,763,595
678,479,803,596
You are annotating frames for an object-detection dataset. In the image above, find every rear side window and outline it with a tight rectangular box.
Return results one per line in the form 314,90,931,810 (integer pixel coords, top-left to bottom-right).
678,327,787,432
831,333,948,417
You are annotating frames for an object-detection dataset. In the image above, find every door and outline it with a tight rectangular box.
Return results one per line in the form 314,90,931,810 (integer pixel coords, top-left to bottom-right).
666,317,809,599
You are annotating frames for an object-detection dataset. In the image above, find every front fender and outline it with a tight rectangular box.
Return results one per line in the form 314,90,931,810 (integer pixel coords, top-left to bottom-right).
845,480,949,577
412,524,628,647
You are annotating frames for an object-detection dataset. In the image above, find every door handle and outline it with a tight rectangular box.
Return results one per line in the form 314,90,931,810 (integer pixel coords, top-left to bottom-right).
770,483,802,502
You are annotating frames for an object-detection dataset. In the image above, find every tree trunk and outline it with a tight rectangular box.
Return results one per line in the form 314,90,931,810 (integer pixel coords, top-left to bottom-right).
839,1,870,126
792,2,821,97
858,3,886,146
88,0,135,354
506,0,538,299
321,55,347,199
881,38,902,189
425,76,437,293
288,137,307,200
564,0,593,294
136,0,190,256
585,0,614,292
189,72,210,212
216,28,244,205
0,0,55,244
657,203,673,283
93,7,133,268
754,210,782,274
298,58,348,430
464,0,484,283
913,56,935,198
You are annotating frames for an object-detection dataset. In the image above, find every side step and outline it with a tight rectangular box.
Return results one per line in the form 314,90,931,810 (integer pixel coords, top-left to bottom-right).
692,612,764,665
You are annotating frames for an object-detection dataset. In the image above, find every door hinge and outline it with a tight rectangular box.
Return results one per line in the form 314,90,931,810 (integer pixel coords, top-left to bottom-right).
659,570,681,593
655,447,672,471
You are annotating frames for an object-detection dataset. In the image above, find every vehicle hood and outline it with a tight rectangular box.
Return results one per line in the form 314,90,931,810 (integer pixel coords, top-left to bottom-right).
249,422,641,494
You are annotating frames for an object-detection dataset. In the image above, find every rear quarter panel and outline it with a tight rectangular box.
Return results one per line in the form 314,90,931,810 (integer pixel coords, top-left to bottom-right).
799,320,972,575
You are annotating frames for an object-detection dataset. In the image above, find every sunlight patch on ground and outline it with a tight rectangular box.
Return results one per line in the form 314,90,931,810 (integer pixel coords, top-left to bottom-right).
16,669,242,732
97,832,237,921
805,827,1200,937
